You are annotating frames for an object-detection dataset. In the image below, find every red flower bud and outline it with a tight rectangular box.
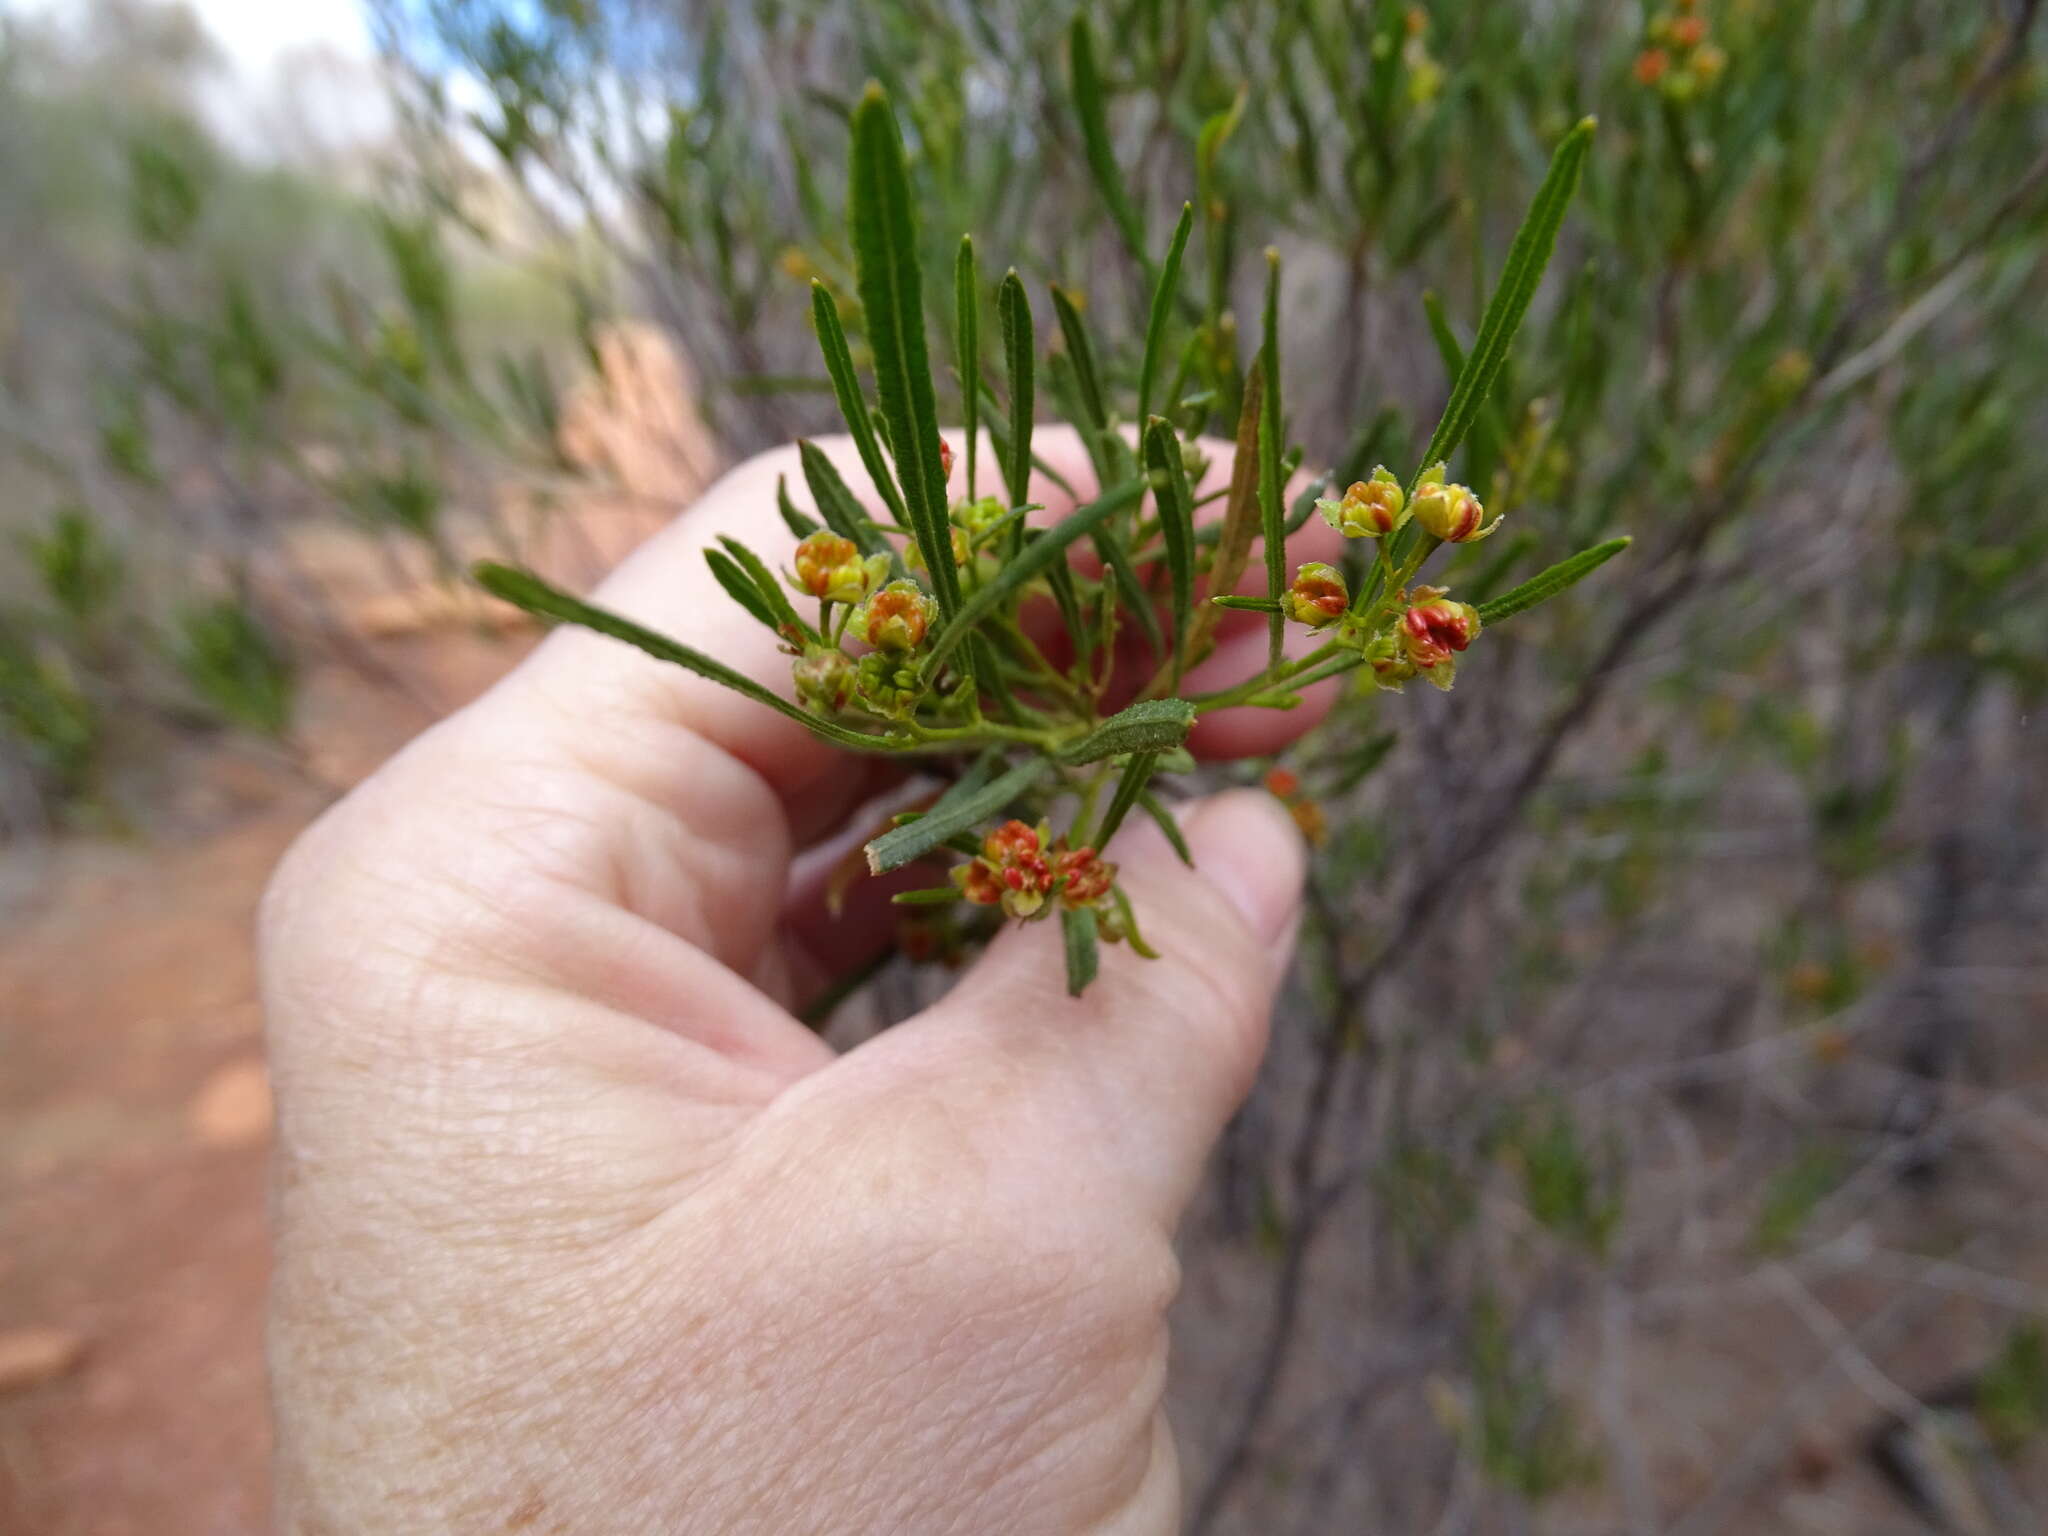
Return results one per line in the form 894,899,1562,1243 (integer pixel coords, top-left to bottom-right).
1056,846,1116,909
1634,47,1670,85
1283,562,1350,628
939,438,955,483
852,579,936,652
791,531,876,603
1410,466,1499,543
1317,466,1408,539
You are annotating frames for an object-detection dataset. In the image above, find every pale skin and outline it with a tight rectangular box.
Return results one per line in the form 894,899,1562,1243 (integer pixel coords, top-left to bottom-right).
261,428,1340,1533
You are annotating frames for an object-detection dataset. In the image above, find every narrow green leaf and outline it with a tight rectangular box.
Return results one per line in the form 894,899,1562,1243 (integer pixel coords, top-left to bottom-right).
997,270,1035,509
1143,416,1196,688
1068,14,1147,270
955,236,980,499
799,439,893,561
1061,905,1100,997
1210,594,1283,613
865,756,1049,873
1475,537,1631,625
849,86,960,616
1093,523,1164,662
717,535,806,638
1187,360,1265,661
1095,749,1159,848
1044,558,1089,660
891,888,963,906
920,479,1147,680
809,282,906,526
1414,117,1596,485
1258,249,1286,669
1059,698,1196,764
1137,789,1193,864
776,473,820,539
1109,884,1160,958
474,564,884,751
1466,530,1538,603
704,549,782,634
1138,204,1194,424
1422,289,1466,380
1050,284,1109,435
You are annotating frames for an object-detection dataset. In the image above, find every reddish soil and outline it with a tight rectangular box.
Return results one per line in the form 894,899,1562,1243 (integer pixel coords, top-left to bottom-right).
0,472,665,1532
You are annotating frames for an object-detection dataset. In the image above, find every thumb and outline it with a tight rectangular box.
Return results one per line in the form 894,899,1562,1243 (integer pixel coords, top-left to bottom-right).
881,789,1308,1226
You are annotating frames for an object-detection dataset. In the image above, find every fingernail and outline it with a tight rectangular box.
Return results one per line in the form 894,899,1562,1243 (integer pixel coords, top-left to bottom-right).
1181,789,1307,946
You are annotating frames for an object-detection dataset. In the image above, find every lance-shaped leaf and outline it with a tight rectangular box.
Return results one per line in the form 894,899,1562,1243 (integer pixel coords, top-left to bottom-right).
809,281,907,526
997,270,1035,509
1257,249,1286,669
1050,284,1109,437
799,439,893,561
955,236,980,499
776,474,820,538
1422,287,1466,378
1476,536,1631,625
474,564,885,751
1094,749,1159,848
716,535,807,637
1210,593,1283,613
1144,416,1196,688
1187,361,1265,661
705,549,780,633
1137,789,1193,865
864,756,1050,873
1068,14,1147,272
1413,117,1596,488
1058,698,1196,765
849,86,960,616
1061,905,1100,997
919,479,1147,680
1138,204,1193,424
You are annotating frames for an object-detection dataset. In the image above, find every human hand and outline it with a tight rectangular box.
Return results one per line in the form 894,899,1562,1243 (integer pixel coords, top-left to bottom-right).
261,428,1331,1533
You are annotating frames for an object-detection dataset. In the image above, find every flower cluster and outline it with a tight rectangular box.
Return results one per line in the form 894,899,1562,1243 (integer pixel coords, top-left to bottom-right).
1635,1,1727,99
952,820,1119,924
1293,463,1491,691
1368,586,1482,693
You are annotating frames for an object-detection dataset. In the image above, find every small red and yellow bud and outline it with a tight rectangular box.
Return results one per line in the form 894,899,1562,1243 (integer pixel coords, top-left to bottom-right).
1317,465,1408,539
1263,767,1300,799
1056,845,1116,909
1283,562,1350,628
1410,465,1500,543
938,438,955,484
792,646,857,715
852,579,936,652
790,531,885,604
953,818,1058,920
1634,47,1670,85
